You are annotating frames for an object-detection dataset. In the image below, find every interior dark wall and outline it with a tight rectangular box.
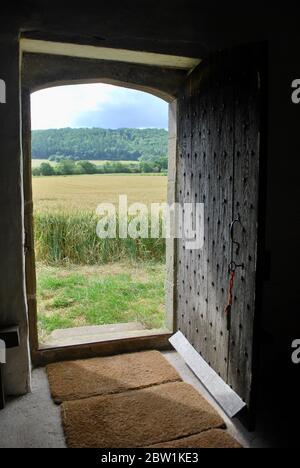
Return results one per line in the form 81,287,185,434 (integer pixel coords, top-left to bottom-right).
2,3,297,56
257,37,300,444
262,33,300,344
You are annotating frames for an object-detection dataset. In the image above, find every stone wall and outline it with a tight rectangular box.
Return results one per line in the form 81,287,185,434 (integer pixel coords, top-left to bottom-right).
0,33,31,395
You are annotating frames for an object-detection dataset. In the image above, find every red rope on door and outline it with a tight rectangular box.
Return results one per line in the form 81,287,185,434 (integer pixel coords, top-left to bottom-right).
228,270,236,309
225,270,236,330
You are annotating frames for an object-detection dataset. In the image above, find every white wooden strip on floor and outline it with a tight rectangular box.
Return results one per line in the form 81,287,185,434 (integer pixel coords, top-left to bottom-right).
169,331,246,418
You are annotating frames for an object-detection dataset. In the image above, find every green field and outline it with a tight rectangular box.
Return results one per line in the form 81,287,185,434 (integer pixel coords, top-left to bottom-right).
33,173,167,342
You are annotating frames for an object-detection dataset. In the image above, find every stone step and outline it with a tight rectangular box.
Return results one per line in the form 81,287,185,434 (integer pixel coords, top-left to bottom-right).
49,322,145,340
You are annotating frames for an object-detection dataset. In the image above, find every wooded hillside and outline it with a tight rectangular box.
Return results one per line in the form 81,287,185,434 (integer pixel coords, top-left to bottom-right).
32,128,168,161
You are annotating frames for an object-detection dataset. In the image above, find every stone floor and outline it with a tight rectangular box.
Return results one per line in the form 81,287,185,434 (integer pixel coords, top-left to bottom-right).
0,350,281,448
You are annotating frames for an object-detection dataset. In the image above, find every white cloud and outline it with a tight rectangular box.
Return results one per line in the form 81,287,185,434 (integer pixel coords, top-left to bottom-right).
30,83,168,130
31,84,119,129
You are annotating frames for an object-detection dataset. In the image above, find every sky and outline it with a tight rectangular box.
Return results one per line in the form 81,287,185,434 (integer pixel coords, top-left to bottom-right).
31,83,168,130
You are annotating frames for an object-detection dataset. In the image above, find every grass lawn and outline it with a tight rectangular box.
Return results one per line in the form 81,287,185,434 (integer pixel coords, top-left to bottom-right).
37,261,166,343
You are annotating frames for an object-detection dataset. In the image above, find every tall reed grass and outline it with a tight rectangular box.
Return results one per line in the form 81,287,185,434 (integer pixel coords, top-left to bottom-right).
34,211,166,264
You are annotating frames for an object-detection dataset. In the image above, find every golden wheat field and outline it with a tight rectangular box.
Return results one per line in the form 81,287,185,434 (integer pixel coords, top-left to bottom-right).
32,174,167,212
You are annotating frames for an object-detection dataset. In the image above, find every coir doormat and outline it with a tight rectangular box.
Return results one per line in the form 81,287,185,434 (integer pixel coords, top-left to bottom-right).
61,381,227,448
47,351,241,448
47,350,181,403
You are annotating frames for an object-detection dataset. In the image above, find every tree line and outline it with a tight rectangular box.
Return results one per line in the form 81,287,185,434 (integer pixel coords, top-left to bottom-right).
32,127,168,161
32,158,168,177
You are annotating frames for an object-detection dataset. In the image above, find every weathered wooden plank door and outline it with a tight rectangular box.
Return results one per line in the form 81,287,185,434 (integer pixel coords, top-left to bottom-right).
176,45,264,408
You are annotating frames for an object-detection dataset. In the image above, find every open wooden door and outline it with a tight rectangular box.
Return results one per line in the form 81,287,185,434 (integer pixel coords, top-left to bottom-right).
175,44,265,410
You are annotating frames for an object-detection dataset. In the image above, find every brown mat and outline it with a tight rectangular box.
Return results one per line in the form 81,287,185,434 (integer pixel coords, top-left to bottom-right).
47,351,181,404
147,429,242,448
62,381,225,448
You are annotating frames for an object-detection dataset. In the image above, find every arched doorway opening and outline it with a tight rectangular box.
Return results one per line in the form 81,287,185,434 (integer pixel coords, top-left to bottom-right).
30,82,170,349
